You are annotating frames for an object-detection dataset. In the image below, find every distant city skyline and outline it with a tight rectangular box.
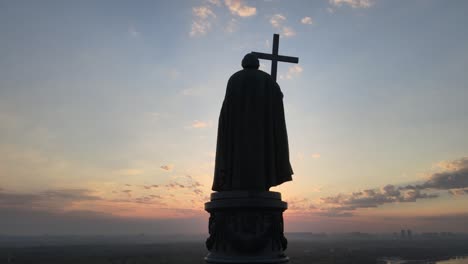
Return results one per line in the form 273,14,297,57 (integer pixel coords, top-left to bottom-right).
1,0,468,234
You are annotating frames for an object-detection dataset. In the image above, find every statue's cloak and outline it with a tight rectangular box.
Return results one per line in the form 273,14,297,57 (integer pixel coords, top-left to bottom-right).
213,68,293,191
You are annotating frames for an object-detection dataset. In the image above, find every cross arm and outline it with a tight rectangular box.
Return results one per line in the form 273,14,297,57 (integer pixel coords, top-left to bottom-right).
251,52,299,64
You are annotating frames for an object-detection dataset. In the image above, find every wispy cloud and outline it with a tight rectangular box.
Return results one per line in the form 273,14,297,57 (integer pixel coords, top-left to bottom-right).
270,14,286,28
224,0,256,17
300,16,313,25
143,185,159,190
437,158,468,171
280,65,303,80
190,6,216,37
0,185,204,230
402,157,468,192
193,6,216,19
190,0,255,36
166,182,185,188
449,188,468,196
317,210,354,217
259,62,268,72
193,189,203,195
282,27,296,37
320,186,438,216
311,153,321,159
329,0,374,8
134,195,165,204
160,164,174,171
269,14,295,37
190,20,211,37
167,175,203,189
318,157,468,216
191,120,210,128
287,197,311,211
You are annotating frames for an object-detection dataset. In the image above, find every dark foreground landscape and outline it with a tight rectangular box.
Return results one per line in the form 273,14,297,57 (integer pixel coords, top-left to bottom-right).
1,233,467,264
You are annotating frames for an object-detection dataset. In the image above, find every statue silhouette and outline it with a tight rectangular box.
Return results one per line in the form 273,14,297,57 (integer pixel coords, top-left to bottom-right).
212,53,293,191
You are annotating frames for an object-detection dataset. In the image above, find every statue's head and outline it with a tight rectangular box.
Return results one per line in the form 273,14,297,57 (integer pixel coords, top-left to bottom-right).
242,53,259,69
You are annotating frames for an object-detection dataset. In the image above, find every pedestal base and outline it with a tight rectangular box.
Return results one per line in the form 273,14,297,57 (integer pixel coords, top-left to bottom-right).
204,191,289,264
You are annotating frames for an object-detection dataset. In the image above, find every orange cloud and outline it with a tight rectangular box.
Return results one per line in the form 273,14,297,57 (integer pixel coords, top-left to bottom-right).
269,14,296,38
224,0,256,17
311,153,321,159
282,27,296,37
191,120,210,128
190,6,216,37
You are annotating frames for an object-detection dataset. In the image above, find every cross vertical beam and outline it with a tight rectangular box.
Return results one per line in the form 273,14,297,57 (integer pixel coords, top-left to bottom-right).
271,34,279,82
251,34,299,82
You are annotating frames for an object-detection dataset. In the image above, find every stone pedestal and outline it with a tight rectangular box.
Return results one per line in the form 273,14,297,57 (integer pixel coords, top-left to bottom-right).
204,191,289,264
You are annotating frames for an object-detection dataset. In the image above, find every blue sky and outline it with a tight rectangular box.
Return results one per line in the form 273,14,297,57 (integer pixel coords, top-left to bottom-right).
1,0,468,234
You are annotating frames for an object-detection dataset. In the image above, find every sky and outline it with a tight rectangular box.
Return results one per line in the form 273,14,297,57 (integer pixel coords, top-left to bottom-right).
1,0,468,235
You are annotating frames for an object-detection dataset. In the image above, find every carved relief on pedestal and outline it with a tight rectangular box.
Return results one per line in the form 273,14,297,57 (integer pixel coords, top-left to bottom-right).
204,191,289,263
206,210,287,253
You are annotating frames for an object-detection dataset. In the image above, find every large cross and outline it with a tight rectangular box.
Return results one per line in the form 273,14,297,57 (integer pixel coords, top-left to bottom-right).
251,33,299,82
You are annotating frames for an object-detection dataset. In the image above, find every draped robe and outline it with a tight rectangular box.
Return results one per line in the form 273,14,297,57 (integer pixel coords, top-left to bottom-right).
212,67,293,191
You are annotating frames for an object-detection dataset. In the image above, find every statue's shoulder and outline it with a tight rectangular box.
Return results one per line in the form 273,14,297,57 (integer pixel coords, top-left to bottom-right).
228,69,274,85
232,69,271,78
229,69,245,79
256,70,275,83
257,69,271,77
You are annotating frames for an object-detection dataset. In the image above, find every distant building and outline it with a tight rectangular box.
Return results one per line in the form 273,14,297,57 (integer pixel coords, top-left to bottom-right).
407,229,412,239
400,229,406,239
